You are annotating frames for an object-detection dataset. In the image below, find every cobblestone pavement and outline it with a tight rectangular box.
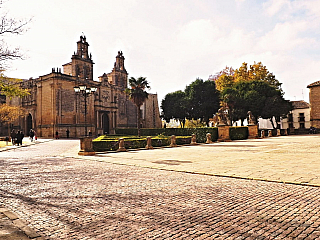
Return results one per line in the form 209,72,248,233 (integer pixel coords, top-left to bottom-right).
0,139,320,239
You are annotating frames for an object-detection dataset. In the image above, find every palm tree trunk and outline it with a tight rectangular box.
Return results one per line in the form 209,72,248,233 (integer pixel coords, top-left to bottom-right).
137,105,141,137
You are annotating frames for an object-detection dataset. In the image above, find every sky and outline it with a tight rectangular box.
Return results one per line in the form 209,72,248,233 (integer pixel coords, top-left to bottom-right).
3,0,320,105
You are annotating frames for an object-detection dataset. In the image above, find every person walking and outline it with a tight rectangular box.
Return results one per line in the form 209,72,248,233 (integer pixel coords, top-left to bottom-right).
10,130,16,145
16,131,24,146
55,131,59,139
66,129,70,138
29,129,35,142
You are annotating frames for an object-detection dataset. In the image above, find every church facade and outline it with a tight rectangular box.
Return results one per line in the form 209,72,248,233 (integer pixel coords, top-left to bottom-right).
7,35,161,138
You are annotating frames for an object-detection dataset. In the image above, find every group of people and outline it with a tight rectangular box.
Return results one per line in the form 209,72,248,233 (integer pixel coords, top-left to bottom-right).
10,130,24,146
10,129,37,146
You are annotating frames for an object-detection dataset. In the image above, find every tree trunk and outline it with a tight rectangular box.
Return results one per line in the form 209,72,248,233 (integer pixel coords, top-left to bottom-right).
270,118,276,129
137,105,141,137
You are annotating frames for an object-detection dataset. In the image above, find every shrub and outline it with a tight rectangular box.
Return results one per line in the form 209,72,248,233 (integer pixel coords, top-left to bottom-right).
229,127,248,140
115,127,218,143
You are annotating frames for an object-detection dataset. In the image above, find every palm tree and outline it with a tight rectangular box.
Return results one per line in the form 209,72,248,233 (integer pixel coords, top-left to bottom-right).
125,77,150,137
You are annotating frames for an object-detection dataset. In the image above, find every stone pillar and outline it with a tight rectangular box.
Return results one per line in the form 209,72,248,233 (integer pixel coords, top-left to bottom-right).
248,125,259,139
218,125,230,142
190,134,197,145
117,138,127,152
268,130,273,137
170,135,177,147
145,136,153,149
78,137,95,156
206,133,213,144
261,130,265,138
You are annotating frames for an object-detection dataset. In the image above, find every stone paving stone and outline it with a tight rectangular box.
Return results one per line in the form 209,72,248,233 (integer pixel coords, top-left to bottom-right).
0,138,320,239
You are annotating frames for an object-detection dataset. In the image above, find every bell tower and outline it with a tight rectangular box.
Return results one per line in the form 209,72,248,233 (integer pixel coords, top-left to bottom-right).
63,35,94,81
105,51,128,89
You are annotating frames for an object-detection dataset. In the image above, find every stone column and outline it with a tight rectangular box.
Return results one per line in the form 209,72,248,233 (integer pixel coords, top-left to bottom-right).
206,133,213,144
78,137,95,156
218,125,231,142
145,136,153,149
170,135,177,147
117,138,127,152
248,125,259,139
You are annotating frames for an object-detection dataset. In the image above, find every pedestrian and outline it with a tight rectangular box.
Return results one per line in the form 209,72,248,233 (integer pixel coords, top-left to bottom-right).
5,136,9,145
29,129,35,142
16,130,24,146
34,131,37,141
66,129,70,138
88,130,92,137
10,130,16,145
55,131,59,139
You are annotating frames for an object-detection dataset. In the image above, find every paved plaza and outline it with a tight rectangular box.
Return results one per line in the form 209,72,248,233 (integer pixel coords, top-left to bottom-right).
0,135,319,239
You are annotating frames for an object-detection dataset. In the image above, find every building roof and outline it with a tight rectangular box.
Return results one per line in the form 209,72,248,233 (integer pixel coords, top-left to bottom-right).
307,80,320,88
291,100,310,109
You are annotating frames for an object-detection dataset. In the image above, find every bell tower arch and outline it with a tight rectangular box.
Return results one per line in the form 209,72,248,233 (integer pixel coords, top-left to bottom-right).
63,34,94,81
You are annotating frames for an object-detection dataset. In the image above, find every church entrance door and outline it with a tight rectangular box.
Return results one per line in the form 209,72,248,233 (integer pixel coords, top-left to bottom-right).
27,113,32,135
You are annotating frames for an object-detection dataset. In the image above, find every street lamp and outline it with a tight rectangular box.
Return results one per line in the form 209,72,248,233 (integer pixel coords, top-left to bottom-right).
74,85,97,136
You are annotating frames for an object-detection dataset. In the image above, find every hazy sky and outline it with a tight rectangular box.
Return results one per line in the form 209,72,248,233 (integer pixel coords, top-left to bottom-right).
4,0,320,104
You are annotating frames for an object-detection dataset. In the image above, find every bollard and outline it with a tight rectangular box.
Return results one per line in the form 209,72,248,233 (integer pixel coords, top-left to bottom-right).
277,129,281,136
261,130,265,138
117,138,127,152
284,129,288,136
145,136,153,149
78,137,95,155
206,133,213,144
170,135,177,147
190,134,197,145
268,130,272,137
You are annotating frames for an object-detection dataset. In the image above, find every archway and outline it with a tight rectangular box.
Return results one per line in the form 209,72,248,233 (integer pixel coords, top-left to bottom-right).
26,113,32,135
102,113,109,135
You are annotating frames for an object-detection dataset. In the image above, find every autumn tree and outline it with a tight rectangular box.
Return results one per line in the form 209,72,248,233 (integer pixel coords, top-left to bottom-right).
0,104,25,134
210,66,235,92
234,62,283,93
0,71,29,97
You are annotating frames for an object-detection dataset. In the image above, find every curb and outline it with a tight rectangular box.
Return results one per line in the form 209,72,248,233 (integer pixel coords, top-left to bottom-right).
0,139,54,152
0,207,44,239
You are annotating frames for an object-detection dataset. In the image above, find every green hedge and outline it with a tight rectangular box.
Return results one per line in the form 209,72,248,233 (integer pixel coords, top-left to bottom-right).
94,127,249,151
115,127,218,143
92,135,192,151
229,127,248,140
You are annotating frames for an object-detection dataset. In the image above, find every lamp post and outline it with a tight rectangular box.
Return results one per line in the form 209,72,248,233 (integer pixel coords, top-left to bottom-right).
74,85,97,136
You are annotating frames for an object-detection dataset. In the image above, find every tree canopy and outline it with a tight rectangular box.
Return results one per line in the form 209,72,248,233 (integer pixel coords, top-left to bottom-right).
160,90,187,126
0,104,25,124
221,80,292,127
161,78,220,126
213,62,283,93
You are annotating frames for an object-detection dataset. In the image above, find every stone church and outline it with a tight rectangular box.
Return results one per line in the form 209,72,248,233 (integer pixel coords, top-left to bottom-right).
7,35,161,138
307,80,320,128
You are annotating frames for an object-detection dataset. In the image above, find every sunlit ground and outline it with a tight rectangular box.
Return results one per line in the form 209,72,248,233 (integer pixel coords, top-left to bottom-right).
0,141,12,147
0,139,31,148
